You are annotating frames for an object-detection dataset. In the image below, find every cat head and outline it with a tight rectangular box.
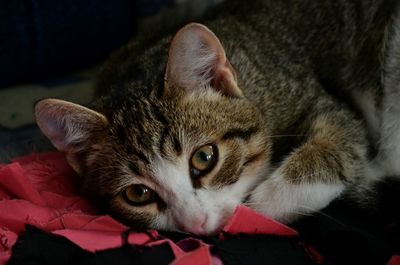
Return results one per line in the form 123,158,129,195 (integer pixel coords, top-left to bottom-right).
35,23,271,235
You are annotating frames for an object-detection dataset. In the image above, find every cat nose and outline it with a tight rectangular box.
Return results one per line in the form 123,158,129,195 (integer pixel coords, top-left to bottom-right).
181,214,208,235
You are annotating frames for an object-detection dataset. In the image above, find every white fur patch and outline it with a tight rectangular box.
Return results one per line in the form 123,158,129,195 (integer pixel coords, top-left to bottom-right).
378,5,400,176
377,116,400,175
151,156,208,233
351,90,380,142
150,154,265,235
195,163,266,234
248,170,345,223
378,88,400,175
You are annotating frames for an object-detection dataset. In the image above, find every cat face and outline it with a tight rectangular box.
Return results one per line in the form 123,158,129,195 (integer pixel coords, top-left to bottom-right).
35,23,271,235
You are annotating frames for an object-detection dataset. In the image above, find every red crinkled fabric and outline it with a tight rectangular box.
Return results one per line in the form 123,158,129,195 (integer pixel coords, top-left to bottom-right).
0,152,300,265
388,256,400,265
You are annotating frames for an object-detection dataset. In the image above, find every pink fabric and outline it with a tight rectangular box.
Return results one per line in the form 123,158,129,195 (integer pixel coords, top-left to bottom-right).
0,152,298,265
388,256,400,265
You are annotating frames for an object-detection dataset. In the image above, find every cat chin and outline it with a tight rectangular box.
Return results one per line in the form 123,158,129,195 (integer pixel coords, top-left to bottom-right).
155,215,227,236
201,209,234,236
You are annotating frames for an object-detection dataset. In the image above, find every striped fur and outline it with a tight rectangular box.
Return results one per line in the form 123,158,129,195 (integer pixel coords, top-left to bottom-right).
35,0,400,234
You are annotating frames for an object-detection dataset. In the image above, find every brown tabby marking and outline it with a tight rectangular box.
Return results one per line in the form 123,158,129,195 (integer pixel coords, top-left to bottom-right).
34,0,400,233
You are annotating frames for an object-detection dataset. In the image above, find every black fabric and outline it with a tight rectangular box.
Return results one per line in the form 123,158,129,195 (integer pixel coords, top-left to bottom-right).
8,180,400,265
9,227,317,265
159,231,317,265
211,234,315,265
7,226,175,265
292,179,400,265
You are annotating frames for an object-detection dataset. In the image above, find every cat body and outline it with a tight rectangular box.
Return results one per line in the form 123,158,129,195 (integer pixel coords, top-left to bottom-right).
35,0,400,235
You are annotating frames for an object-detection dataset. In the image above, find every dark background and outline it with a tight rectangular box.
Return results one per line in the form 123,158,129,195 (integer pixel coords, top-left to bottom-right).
0,0,184,161
0,0,178,88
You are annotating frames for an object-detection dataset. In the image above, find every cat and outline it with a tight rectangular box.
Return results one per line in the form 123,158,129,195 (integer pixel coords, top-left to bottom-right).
34,0,400,235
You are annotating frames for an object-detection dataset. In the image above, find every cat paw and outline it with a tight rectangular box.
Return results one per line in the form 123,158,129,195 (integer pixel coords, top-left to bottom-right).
247,169,344,223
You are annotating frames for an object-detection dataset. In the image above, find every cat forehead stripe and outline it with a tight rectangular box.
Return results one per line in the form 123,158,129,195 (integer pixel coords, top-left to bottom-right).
158,127,182,158
127,146,151,165
222,126,260,141
127,161,141,176
172,136,183,156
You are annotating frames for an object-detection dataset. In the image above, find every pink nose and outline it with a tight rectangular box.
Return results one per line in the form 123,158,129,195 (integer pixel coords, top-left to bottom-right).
181,215,208,235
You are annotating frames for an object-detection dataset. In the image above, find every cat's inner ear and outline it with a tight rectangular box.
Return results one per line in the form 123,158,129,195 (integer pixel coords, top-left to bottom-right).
165,23,243,97
35,99,108,172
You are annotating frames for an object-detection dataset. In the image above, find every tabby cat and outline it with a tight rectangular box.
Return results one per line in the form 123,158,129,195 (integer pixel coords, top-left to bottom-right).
34,0,400,235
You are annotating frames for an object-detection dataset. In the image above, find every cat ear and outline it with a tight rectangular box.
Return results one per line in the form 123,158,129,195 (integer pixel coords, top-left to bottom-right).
35,99,108,173
165,23,243,97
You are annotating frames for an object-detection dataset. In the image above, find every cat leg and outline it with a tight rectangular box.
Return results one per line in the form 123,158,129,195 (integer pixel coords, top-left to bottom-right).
376,92,400,177
247,110,369,223
378,8,400,176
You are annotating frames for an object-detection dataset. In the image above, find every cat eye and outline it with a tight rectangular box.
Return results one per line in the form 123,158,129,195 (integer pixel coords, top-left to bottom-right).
190,144,218,178
122,184,155,206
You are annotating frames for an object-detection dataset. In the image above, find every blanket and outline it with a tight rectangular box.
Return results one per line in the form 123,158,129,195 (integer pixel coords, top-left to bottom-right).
0,152,318,264
0,152,398,264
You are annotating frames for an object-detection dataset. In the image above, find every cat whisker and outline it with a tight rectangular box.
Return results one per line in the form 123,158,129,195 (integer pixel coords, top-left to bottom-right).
296,204,348,226
286,172,327,181
241,203,334,220
286,210,316,218
242,202,268,206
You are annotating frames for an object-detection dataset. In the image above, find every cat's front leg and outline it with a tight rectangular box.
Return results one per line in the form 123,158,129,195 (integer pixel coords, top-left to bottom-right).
247,162,345,223
247,112,369,223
